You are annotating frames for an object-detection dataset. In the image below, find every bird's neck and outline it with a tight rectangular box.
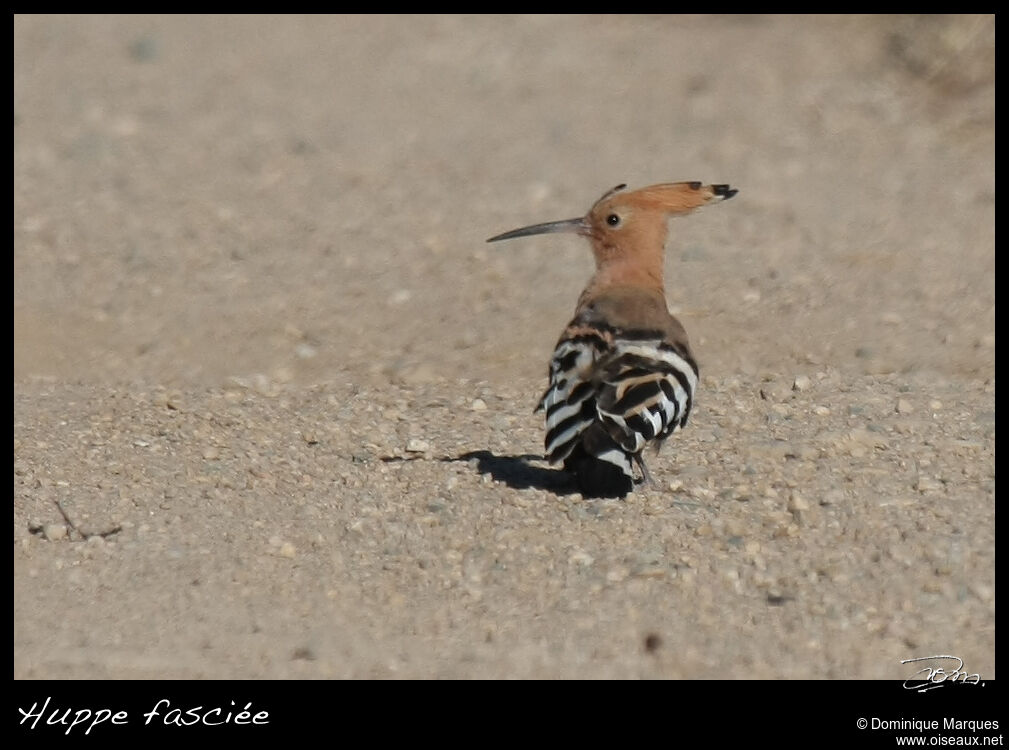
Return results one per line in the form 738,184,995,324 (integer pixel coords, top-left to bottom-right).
581,240,667,304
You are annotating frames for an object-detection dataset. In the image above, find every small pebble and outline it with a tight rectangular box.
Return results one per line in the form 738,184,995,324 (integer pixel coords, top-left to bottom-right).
406,439,431,453
43,524,67,541
969,583,994,604
821,489,845,506
296,344,318,360
787,493,810,512
915,476,943,493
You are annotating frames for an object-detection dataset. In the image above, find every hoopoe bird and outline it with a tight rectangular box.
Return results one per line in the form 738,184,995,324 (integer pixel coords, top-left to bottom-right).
488,181,737,498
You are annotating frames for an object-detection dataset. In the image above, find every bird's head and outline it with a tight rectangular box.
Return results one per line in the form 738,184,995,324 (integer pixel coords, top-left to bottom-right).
487,181,736,262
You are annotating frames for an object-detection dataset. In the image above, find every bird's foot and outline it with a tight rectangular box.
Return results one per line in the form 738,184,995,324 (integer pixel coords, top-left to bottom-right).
633,454,655,488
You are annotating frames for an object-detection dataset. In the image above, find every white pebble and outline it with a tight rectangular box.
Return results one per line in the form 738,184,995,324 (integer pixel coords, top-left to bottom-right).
406,439,431,453
43,524,67,541
296,343,318,360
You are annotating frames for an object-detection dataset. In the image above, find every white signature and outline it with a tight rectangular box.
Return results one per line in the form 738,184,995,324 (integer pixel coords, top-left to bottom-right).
901,655,983,692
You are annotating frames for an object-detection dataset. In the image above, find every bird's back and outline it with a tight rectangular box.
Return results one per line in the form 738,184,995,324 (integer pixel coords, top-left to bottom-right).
537,287,698,498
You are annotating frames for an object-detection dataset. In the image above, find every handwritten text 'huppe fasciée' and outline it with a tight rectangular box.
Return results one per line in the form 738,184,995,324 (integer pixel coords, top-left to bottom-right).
18,697,269,735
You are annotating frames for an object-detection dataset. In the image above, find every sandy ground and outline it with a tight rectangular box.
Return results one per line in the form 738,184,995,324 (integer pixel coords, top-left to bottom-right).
14,14,994,679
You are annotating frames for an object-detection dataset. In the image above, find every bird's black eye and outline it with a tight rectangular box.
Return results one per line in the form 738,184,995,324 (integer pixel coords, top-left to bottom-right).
606,213,621,227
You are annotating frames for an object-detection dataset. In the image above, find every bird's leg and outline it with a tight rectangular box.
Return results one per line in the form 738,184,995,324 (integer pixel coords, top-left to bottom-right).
633,453,655,487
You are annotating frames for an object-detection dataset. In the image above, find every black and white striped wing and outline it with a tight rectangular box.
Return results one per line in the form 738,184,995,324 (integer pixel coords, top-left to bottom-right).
594,339,699,454
537,331,610,465
536,327,698,497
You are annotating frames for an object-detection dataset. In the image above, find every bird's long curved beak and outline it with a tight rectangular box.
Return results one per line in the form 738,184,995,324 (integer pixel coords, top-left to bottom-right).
486,217,589,243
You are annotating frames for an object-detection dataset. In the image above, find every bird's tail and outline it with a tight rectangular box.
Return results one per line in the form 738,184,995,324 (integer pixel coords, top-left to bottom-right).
563,423,634,498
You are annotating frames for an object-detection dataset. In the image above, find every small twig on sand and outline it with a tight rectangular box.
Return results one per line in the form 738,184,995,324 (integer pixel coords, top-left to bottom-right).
53,499,122,541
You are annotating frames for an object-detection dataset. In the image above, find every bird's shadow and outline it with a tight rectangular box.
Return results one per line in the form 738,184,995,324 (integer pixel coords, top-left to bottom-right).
441,450,578,495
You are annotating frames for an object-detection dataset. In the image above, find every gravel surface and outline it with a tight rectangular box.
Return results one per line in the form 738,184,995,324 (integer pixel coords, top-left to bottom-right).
14,14,994,679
